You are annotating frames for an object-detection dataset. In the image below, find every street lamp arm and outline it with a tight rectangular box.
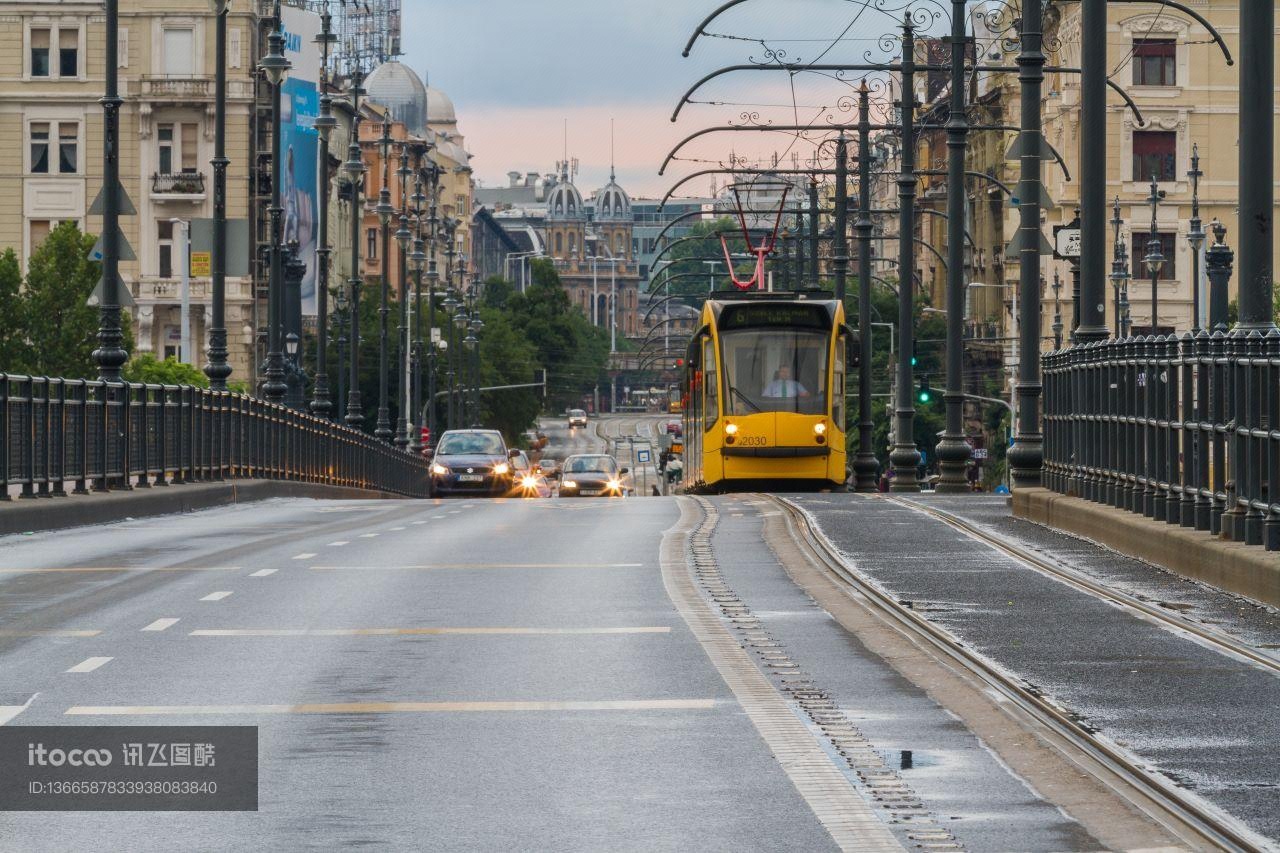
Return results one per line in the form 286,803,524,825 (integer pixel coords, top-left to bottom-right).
681,0,752,57
964,393,1013,417
671,64,938,123
643,292,700,323
659,123,900,175
979,67,1146,127
660,167,839,209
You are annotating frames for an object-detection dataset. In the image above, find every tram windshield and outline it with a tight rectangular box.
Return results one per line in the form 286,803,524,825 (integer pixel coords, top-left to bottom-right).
721,329,828,415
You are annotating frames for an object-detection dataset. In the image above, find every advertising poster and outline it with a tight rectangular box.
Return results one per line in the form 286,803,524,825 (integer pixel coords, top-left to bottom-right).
280,6,322,314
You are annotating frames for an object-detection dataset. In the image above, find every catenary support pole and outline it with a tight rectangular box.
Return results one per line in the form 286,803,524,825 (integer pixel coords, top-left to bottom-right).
1009,0,1046,489
853,83,879,492
936,0,973,492
890,16,921,491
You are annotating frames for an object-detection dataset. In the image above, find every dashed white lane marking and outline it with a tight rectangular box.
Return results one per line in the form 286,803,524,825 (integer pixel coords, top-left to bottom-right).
389,527,406,531
141,618,179,632
0,695,37,726
358,533,379,538
327,541,349,547
66,657,113,673
66,699,715,716
447,510,462,515
411,521,427,526
292,553,317,560
249,569,277,578
431,515,446,519
200,591,233,602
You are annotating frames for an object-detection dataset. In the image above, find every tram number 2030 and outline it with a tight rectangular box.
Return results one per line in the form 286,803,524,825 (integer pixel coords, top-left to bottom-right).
735,435,768,447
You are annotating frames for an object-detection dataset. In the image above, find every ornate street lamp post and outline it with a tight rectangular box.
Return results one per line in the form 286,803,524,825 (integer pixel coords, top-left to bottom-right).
204,0,233,389
1143,175,1166,334
93,0,128,382
424,170,441,448
309,2,338,416
1050,272,1063,349
374,118,395,441
393,142,413,448
1109,196,1126,338
335,282,348,413
1186,144,1205,333
342,68,366,428
259,2,291,403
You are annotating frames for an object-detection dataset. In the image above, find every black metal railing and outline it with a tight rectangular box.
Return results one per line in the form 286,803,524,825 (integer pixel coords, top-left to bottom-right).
0,375,428,500
1043,330,1280,550
152,171,207,195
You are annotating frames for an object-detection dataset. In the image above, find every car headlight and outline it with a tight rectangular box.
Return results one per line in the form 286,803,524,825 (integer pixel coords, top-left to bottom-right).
521,475,537,488
493,462,510,476
606,479,622,491
813,422,826,435
431,463,448,476
724,423,738,436
562,480,577,489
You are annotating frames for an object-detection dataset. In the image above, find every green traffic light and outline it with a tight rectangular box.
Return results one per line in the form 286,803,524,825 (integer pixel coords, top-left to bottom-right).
917,389,931,404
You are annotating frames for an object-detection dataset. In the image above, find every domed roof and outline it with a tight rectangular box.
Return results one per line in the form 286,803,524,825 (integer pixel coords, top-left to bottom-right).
364,60,427,136
547,172,585,221
593,170,631,222
425,85,457,126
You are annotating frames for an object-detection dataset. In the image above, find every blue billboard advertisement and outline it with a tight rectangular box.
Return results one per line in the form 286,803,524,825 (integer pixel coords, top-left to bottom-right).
280,6,322,315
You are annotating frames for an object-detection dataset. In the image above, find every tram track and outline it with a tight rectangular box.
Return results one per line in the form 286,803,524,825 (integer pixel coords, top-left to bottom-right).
768,493,1270,853
884,495,1280,677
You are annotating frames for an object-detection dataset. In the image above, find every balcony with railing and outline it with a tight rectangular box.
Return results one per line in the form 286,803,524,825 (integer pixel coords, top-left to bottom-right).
152,171,207,201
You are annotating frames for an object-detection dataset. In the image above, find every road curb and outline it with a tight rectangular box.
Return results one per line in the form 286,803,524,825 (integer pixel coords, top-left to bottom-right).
1013,488,1280,608
0,480,404,537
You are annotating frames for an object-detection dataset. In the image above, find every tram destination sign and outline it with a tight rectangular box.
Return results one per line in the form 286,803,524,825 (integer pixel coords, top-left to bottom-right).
720,303,829,330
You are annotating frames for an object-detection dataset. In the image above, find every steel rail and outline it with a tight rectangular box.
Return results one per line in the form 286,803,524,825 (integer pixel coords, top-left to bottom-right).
767,494,1268,853
884,495,1280,677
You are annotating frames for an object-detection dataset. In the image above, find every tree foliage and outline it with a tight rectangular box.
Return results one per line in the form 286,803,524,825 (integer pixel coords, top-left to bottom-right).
124,353,210,388
0,222,133,379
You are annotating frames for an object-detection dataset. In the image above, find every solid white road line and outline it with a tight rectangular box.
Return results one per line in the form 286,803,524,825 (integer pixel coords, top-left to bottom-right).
141,618,179,632
249,569,277,578
200,591,233,602
66,657,113,673
292,553,317,560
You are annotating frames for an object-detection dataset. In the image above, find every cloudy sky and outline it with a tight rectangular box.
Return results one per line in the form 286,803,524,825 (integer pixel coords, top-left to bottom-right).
401,0,951,199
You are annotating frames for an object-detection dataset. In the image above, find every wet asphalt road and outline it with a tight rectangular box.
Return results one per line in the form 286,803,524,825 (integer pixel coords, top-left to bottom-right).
0,415,1254,850
792,492,1280,843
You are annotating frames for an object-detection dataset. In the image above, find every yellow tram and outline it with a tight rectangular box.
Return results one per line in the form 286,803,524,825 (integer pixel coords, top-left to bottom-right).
681,294,853,492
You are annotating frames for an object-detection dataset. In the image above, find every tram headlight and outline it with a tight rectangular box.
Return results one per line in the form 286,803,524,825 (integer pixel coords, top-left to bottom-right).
814,422,827,444
724,423,739,435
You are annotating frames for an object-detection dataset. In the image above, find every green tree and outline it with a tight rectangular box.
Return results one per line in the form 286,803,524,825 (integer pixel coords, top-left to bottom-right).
123,353,210,388
476,307,540,442
0,248,25,373
20,222,133,379
655,217,750,299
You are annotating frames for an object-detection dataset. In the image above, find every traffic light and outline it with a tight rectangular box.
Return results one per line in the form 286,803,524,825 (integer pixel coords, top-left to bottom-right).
909,345,918,368
916,376,933,405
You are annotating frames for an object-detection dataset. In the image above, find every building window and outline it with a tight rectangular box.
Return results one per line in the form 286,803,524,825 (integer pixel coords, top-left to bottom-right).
1133,39,1175,87
29,220,52,254
31,28,49,77
158,221,175,278
157,122,198,174
58,123,77,173
59,29,78,77
30,123,49,173
1132,233,1176,280
162,28,194,76
367,228,378,259
1133,131,1176,182
555,232,563,255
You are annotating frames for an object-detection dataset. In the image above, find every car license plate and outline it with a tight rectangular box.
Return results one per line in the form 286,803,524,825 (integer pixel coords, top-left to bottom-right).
458,474,483,482
580,489,602,496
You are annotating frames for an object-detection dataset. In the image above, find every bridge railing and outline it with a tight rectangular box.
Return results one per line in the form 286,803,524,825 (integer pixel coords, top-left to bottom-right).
1042,331,1279,551
0,374,429,500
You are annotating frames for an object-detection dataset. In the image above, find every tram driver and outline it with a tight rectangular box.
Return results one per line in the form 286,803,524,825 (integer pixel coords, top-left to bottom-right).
762,363,810,399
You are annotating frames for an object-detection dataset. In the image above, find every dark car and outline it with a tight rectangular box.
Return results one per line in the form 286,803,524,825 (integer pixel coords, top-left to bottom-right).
665,420,682,436
558,454,630,498
430,429,518,497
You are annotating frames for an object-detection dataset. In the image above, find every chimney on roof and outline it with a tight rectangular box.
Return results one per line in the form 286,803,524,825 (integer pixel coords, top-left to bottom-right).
508,171,521,187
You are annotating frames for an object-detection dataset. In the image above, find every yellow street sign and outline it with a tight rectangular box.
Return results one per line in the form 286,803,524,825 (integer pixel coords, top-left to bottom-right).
190,251,211,277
